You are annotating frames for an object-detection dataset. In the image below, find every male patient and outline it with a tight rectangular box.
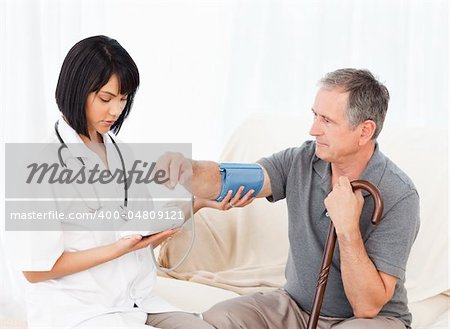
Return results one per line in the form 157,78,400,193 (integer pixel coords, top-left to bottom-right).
161,68,420,329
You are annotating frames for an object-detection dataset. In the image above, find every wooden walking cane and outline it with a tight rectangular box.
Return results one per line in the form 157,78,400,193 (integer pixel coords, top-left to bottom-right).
306,180,384,329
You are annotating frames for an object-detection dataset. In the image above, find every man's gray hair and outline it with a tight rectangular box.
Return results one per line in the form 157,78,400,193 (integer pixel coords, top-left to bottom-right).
319,68,389,140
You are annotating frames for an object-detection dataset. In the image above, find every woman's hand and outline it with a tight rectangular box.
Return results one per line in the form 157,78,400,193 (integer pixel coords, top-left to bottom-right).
114,229,179,256
194,186,255,212
22,230,179,283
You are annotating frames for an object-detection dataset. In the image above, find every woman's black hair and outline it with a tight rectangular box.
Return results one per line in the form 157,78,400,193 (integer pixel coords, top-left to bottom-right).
55,35,140,137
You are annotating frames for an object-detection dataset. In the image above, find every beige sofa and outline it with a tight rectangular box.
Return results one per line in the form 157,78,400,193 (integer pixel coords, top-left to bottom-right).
156,114,449,328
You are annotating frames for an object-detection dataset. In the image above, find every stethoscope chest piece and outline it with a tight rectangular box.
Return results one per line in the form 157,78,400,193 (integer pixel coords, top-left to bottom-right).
119,205,130,221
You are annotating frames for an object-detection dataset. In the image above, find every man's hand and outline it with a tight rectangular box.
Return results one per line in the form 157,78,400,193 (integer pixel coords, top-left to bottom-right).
324,176,364,236
194,186,255,212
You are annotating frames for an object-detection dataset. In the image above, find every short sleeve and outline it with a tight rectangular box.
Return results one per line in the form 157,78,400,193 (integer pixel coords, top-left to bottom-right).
257,147,299,202
5,179,64,271
364,190,420,280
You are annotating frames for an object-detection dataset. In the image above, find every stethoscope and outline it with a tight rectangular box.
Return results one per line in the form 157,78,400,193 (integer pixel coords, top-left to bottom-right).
55,120,130,220
54,120,194,272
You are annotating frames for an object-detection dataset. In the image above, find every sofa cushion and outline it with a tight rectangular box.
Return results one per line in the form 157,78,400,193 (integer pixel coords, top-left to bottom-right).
159,204,288,295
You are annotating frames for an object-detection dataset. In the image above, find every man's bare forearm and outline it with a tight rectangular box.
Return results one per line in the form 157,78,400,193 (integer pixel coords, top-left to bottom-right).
191,160,221,200
338,230,397,318
325,177,397,318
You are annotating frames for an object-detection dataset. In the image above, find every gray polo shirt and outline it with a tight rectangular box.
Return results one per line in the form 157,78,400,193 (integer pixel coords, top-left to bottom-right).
258,141,420,327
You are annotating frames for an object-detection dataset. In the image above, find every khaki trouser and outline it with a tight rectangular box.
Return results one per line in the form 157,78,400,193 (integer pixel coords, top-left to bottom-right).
202,289,407,329
146,311,214,329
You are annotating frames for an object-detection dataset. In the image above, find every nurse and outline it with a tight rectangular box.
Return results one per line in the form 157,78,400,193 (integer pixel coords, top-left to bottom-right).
13,35,252,329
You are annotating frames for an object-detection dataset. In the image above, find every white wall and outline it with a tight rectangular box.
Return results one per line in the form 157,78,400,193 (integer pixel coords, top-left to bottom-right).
1,0,448,159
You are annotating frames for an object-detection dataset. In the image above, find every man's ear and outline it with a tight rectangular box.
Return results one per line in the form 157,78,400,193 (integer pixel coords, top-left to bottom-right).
359,120,376,145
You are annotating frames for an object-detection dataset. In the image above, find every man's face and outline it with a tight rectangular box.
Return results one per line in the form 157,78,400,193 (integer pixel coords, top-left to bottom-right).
309,87,362,164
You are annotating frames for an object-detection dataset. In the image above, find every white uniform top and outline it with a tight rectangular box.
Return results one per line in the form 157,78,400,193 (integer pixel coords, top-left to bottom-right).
7,118,180,329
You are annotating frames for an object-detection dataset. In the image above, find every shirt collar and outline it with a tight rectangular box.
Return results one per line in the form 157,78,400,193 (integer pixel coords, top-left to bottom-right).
56,116,113,158
359,142,386,188
312,142,386,194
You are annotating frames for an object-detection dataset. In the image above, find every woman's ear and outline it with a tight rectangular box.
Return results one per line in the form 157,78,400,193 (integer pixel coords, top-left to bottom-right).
359,120,376,145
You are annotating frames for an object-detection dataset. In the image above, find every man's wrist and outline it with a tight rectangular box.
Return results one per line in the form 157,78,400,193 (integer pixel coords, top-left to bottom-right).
192,160,222,199
336,227,362,243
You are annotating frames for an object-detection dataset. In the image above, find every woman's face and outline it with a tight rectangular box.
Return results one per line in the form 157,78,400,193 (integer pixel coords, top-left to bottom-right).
84,74,128,137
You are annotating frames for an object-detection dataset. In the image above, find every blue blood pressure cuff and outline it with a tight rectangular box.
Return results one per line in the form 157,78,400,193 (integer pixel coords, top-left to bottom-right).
216,163,264,202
